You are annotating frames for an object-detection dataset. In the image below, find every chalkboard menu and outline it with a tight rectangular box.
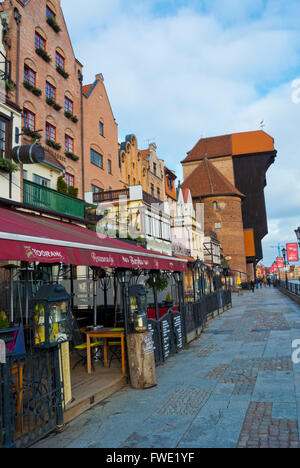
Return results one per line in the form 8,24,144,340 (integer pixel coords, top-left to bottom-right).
148,320,162,364
171,312,184,351
159,314,175,361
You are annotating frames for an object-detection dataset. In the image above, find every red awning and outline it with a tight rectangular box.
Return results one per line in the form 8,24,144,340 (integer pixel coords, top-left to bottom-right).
0,207,187,272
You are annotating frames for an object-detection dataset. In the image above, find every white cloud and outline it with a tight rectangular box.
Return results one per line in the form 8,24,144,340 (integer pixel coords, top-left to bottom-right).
61,0,300,266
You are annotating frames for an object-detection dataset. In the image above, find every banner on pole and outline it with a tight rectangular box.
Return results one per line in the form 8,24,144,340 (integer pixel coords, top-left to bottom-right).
286,243,299,262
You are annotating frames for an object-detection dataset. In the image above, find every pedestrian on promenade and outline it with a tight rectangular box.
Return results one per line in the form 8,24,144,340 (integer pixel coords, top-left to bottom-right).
267,277,271,287
251,280,255,292
255,278,259,289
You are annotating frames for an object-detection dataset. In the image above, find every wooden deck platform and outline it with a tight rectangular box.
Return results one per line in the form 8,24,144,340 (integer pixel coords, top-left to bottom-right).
63,356,127,425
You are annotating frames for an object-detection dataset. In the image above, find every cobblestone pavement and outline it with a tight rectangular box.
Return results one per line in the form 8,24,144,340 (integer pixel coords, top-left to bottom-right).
33,287,300,449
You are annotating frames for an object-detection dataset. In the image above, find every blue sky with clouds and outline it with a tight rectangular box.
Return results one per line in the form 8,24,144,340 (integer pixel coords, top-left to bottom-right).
62,0,300,267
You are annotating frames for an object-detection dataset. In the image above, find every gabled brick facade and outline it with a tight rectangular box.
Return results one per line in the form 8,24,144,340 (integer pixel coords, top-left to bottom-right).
1,0,83,197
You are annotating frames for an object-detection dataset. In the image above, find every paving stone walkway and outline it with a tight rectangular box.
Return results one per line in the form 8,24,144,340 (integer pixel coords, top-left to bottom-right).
33,287,300,449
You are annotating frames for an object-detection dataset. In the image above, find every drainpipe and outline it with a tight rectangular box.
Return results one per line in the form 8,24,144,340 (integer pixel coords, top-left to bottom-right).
13,9,22,107
78,71,85,199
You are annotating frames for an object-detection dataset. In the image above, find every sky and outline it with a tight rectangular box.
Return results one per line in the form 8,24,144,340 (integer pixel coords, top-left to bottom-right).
61,0,300,267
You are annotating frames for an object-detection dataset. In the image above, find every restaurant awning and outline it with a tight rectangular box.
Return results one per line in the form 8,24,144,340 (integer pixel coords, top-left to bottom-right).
0,207,187,272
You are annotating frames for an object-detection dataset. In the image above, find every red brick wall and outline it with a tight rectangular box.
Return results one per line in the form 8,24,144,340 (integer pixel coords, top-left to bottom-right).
203,195,247,275
83,75,120,194
4,0,83,197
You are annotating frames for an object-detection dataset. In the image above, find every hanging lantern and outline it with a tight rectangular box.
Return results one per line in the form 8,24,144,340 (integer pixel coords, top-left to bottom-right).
31,284,72,348
129,284,148,333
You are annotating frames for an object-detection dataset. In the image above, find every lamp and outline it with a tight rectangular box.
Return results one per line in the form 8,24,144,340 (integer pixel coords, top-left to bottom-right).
281,247,288,289
295,227,300,247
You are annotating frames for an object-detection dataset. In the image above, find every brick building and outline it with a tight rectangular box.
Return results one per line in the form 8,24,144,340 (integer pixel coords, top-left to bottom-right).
83,73,119,200
140,143,165,201
1,0,84,198
119,134,148,192
181,130,276,280
181,157,246,276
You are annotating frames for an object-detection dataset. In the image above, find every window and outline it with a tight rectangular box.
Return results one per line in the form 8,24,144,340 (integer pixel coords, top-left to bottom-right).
46,122,56,141
153,163,157,175
99,121,104,136
46,81,56,100
65,173,74,187
214,222,222,229
65,134,74,153
33,174,50,187
108,159,112,174
213,201,218,210
23,169,28,180
56,51,65,69
23,109,35,131
46,5,56,18
91,184,103,193
90,149,103,168
0,117,8,158
35,32,46,50
151,184,154,196
157,188,160,199
167,176,173,190
24,65,36,87
65,96,73,114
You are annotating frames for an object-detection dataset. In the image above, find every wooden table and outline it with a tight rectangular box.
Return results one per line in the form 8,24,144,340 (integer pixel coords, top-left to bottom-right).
84,328,126,376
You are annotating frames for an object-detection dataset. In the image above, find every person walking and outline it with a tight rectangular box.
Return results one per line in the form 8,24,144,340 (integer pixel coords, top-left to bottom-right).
267,277,271,287
251,280,255,292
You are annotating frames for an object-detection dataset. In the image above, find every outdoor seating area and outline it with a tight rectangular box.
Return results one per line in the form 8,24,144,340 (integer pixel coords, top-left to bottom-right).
0,205,234,448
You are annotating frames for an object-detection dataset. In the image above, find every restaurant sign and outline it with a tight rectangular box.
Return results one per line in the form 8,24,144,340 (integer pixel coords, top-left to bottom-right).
287,243,299,262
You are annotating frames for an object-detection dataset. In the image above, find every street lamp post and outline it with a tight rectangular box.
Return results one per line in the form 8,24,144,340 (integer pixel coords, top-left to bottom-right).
295,227,300,248
282,247,288,289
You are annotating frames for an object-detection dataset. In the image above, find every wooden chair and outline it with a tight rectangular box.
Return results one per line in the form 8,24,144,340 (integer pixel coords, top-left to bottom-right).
108,328,124,368
71,318,104,370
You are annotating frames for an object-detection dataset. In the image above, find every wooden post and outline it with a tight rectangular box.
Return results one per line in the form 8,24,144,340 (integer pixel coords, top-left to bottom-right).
126,331,157,389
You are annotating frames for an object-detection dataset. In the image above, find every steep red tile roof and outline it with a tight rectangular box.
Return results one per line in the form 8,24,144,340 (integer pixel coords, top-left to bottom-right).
182,130,275,164
181,158,244,199
183,134,232,163
82,84,92,97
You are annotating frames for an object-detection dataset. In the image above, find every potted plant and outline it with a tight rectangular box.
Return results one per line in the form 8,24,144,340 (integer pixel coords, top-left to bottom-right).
0,158,19,173
67,186,78,198
65,151,79,161
46,139,61,151
56,66,69,79
46,16,61,33
22,127,42,141
35,47,51,63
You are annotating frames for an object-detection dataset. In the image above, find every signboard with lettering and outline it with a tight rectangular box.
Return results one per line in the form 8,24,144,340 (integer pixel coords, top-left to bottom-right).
170,311,184,352
0,339,6,364
159,314,175,361
287,243,299,262
147,320,162,364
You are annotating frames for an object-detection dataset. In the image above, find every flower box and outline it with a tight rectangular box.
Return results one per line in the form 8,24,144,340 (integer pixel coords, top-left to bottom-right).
46,97,62,111
46,139,61,151
46,16,61,33
65,151,79,161
56,66,69,79
64,111,78,123
22,127,42,140
35,47,51,63
23,81,42,96
0,158,19,173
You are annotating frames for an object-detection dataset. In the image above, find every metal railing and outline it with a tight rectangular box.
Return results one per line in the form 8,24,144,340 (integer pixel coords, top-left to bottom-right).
23,180,86,219
148,288,232,365
276,280,300,297
93,188,129,204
